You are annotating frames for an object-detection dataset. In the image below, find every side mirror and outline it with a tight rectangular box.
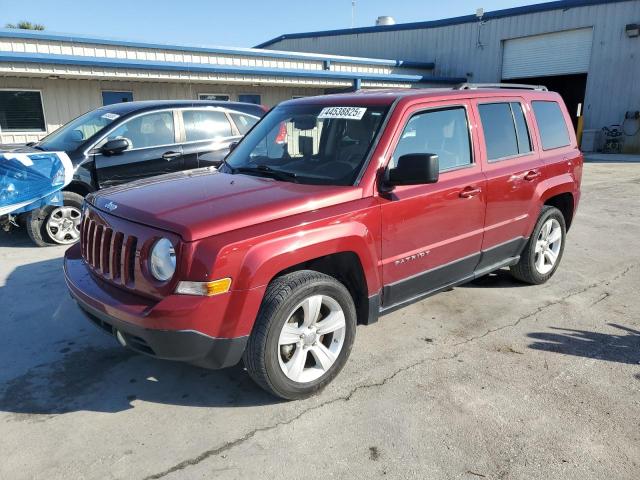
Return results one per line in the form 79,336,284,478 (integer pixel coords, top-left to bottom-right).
70,129,84,142
101,138,131,156
387,153,439,186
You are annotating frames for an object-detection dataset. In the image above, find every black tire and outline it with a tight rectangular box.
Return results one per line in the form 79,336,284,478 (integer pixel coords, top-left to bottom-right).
25,191,84,247
244,270,357,400
510,206,566,285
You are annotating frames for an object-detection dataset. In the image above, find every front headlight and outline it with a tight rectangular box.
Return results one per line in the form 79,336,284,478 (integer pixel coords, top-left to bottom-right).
149,238,176,281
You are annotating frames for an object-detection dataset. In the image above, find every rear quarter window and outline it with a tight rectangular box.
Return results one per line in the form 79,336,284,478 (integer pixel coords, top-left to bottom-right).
532,101,571,150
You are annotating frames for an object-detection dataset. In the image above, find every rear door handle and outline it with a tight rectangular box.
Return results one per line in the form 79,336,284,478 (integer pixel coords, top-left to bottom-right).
459,186,482,198
162,151,182,160
524,170,541,181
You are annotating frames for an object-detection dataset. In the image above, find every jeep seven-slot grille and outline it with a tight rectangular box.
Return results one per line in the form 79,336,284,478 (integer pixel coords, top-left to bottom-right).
81,217,137,287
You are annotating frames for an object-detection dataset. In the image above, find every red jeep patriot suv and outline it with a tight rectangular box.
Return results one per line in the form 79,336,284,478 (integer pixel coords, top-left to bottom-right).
64,84,582,399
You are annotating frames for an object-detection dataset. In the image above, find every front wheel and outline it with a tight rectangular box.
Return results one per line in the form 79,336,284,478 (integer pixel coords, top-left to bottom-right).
510,206,566,284
25,191,84,247
244,270,357,400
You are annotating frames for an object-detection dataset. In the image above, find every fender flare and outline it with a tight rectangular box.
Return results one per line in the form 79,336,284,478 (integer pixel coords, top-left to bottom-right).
233,221,380,295
526,173,576,234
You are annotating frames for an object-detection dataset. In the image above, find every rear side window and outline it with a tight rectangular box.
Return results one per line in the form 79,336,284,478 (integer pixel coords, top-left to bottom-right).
183,110,232,142
532,101,571,150
391,107,472,172
478,102,532,161
230,112,259,135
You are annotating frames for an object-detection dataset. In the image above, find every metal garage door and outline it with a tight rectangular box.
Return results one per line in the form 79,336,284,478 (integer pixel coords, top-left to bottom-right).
502,28,593,79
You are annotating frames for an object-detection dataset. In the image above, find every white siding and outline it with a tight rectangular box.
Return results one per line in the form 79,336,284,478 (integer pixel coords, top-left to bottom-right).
0,30,429,143
502,28,594,78
0,37,402,76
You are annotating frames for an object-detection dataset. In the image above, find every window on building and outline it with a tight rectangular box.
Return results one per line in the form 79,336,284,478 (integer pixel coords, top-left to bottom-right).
102,91,133,106
239,94,261,105
391,107,472,172
183,109,232,141
0,90,45,132
230,112,259,135
532,101,571,150
199,93,230,101
101,111,175,149
478,102,532,161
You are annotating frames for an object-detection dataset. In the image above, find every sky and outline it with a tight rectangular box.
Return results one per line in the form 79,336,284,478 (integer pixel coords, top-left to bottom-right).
1,0,554,48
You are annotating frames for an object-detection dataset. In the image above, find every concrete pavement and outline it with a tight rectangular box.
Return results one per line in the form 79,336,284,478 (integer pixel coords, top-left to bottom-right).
0,163,638,480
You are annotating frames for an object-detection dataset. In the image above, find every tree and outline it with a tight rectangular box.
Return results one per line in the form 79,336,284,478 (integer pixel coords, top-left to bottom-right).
5,21,45,31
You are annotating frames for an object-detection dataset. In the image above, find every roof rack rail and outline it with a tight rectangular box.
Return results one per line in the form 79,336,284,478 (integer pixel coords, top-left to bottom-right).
454,82,548,91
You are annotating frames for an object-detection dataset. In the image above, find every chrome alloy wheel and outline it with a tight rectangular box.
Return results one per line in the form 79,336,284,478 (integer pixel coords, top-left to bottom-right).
278,294,346,383
534,218,562,275
45,206,82,244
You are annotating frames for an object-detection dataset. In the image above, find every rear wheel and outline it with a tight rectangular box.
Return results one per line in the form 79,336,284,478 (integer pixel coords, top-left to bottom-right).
244,270,356,400
510,206,566,284
26,191,84,247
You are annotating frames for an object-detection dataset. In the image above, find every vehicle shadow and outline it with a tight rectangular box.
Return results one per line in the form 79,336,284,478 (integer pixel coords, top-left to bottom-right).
461,269,529,289
0,256,279,417
0,228,34,248
527,324,640,366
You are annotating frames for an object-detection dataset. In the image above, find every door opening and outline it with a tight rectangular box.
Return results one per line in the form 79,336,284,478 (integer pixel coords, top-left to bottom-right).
503,74,587,131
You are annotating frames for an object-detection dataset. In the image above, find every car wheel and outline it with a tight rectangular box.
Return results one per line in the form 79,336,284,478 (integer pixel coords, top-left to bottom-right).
244,270,356,400
510,206,566,285
25,191,84,247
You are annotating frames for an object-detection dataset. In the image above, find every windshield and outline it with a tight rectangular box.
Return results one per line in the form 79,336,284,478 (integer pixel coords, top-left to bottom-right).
37,109,120,152
222,104,388,186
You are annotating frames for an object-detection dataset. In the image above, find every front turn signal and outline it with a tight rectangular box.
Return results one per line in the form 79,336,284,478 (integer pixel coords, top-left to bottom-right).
175,278,232,296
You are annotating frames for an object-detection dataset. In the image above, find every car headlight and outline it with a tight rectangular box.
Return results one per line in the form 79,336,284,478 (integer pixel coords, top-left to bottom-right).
149,238,176,281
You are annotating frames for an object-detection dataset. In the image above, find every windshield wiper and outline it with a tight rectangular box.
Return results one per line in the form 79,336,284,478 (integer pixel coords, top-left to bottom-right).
232,164,297,182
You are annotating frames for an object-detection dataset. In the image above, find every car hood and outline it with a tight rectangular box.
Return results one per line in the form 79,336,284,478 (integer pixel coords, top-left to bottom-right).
89,168,362,241
0,143,41,153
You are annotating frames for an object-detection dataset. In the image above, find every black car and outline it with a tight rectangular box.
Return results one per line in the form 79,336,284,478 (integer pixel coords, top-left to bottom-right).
0,100,266,246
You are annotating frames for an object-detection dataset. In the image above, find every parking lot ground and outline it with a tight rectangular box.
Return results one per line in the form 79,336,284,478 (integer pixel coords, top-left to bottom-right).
0,162,639,480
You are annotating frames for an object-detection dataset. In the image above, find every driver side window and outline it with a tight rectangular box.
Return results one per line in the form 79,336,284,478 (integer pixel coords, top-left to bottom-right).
97,111,175,150
391,107,472,171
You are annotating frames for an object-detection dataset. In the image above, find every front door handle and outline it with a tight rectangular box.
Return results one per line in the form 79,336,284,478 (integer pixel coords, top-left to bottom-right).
524,170,541,181
459,186,482,198
162,151,182,160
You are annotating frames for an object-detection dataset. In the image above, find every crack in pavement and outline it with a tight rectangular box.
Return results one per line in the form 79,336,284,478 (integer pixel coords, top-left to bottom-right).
142,263,638,480
144,350,460,480
452,262,638,348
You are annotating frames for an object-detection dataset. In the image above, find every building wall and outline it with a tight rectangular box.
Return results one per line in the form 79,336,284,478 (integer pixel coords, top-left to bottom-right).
266,0,640,151
0,76,323,144
0,34,404,76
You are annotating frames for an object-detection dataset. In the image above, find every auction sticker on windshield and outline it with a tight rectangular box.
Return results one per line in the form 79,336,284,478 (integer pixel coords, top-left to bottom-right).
318,107,367,120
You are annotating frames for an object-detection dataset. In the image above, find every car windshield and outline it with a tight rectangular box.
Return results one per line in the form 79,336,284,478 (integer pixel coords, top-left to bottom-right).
37,109,120,152
221,103,388,186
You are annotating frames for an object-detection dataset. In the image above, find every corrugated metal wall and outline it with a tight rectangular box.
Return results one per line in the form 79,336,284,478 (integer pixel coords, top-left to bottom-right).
0,77,323,143
267,0,640,147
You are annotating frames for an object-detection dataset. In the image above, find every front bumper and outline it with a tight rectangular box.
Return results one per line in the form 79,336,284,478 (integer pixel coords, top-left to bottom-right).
64,244,250,369
75,297,247,369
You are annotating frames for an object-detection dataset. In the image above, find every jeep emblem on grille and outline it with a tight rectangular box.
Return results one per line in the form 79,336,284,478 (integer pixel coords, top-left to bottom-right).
104,201,118,212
